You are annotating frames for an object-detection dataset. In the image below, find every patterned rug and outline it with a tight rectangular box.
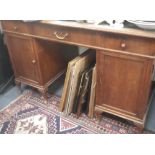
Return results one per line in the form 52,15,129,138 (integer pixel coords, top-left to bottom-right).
0,90,148,134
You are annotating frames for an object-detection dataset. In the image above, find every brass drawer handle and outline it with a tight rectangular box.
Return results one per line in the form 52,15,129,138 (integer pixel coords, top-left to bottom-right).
54,31,68,40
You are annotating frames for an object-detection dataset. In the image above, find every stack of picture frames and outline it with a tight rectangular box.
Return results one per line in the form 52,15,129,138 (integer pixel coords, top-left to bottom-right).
59,49,96,118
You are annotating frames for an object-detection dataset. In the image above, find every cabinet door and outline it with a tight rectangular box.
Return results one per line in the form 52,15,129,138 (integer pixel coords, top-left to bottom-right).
96,50,153,120
6,34,39,83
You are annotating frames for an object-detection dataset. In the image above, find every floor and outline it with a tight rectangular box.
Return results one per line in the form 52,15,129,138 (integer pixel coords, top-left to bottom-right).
0,75,65,110
0,76,155,133
145,86,155,132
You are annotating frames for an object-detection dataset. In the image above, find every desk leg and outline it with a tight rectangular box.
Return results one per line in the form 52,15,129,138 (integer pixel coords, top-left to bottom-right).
95,110,102,122
38,87,48,104
15,80,22,92
133,122,144,133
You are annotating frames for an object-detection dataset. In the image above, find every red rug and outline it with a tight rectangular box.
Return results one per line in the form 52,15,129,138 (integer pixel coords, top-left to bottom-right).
0,90,147,134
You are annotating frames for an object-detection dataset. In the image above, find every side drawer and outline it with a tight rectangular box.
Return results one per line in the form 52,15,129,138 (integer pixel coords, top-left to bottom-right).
1,20,31,34
97,32,155,56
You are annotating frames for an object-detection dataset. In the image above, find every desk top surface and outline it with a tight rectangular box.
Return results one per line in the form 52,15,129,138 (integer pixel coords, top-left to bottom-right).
40,20,155,39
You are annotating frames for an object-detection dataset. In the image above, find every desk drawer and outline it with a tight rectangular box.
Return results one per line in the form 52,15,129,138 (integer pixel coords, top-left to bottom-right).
97,32,155,56
32,24,97,47
1,21,30,34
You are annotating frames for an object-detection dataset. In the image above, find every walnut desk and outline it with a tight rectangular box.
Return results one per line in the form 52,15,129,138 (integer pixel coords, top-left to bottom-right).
2,20,155,128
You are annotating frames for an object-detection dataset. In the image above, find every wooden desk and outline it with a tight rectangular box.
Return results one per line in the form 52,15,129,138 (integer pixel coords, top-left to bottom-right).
2,20,155,128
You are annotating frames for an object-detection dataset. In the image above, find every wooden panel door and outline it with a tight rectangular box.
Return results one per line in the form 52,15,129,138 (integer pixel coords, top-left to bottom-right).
96,50,153,121
6,34,39,84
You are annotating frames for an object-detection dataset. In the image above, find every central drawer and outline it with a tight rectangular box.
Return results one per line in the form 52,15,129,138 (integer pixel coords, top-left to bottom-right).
32,23,97,47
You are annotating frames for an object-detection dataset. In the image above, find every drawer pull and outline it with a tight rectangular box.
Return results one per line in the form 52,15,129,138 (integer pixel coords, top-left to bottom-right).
13,26,18,31
32,60,36,64
121,42,126,48
54,31,68,40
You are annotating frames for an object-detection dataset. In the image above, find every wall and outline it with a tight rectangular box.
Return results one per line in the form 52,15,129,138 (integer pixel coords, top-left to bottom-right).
0,21,2,33
78,46,88,54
